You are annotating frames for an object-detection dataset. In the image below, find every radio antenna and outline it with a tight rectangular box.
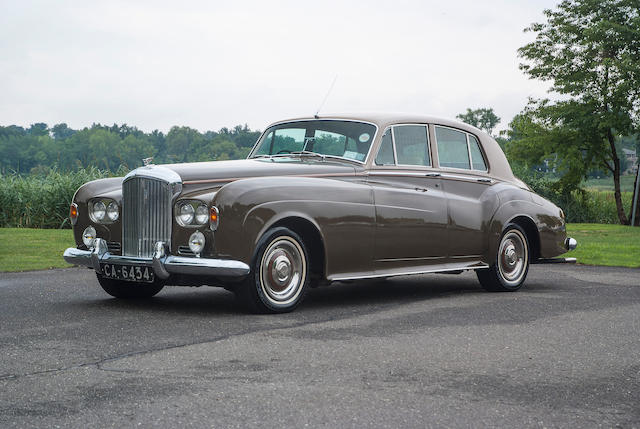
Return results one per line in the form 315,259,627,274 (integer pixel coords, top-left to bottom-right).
314,75,338,119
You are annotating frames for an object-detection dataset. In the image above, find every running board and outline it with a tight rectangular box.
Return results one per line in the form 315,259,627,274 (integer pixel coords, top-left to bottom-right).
328,261,489,282
533,257,577,264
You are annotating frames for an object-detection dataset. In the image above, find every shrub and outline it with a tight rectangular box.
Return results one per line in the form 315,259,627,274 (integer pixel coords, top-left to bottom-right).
514,167,632,224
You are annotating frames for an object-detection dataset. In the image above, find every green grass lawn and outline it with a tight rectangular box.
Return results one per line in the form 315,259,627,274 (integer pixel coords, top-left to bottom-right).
0,225,638,272
566,223,640,268
0,228,75,272
583,174,637,192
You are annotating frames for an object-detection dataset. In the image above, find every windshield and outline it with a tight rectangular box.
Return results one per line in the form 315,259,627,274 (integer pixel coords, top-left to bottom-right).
249,120,377,162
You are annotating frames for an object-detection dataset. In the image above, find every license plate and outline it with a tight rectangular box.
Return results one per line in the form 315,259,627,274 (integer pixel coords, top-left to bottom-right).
101,263,155,283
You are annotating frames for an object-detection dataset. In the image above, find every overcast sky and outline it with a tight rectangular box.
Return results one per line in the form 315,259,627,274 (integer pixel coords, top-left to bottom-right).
0,0,560,134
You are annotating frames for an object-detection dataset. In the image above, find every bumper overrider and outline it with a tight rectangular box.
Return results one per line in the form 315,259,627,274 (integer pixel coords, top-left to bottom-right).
63,238,250,280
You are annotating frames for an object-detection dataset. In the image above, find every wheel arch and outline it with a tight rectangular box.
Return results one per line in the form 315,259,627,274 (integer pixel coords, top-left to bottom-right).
263,215,326,283
507,215,541,261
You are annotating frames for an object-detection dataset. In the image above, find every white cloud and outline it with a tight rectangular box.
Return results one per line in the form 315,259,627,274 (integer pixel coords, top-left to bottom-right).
0,0,558,133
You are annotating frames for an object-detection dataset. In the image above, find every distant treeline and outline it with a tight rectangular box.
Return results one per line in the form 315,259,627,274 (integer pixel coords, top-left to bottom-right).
0,122,262,174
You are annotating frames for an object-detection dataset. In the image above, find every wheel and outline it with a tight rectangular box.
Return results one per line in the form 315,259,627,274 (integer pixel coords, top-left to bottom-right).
236,227,310,313
477,223,530,292
96,274,164,299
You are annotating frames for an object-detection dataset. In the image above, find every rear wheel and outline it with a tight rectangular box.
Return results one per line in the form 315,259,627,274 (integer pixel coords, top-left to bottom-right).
96,274,164,299
236,227,310,313
477,223,530,292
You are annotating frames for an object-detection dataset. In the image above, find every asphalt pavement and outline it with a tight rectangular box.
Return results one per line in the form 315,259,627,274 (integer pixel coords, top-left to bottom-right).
0,264,639,428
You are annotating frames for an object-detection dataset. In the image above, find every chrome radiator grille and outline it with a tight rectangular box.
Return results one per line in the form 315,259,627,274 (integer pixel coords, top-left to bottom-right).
122,176,172,258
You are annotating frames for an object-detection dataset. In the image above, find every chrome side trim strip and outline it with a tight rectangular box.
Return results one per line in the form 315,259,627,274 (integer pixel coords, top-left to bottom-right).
328,262,490,281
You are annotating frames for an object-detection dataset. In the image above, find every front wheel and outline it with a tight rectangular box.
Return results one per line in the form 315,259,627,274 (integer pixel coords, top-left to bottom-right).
477,223,530,292
96,274,165,299
236,227,310,313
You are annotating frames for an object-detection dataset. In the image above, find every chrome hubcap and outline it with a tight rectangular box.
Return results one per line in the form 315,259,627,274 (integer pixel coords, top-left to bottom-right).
260,236,306,305
498,230,528,286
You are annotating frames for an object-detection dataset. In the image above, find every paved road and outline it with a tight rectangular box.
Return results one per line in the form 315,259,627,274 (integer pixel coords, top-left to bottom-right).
0,264,639,428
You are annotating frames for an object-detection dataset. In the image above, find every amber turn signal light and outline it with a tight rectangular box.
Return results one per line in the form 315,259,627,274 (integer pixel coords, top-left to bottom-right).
210,206,219,231
69,203,78,225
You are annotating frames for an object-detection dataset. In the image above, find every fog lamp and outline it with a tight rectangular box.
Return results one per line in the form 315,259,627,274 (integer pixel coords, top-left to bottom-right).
82,226,97,248
188,231,205,255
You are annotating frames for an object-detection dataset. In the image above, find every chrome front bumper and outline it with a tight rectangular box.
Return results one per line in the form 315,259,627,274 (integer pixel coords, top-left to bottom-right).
63,238,250,279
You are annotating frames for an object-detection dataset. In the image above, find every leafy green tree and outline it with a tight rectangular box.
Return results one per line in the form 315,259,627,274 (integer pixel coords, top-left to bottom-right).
165,126,205,163
516,0,640,224
456,108,501,135
51,123,75,140
28,123,49,137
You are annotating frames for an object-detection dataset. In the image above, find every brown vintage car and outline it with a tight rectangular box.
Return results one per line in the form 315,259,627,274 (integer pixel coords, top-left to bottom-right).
63,113,577,312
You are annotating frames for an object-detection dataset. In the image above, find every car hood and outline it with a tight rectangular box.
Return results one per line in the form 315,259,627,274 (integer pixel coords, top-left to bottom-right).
156,158,360,184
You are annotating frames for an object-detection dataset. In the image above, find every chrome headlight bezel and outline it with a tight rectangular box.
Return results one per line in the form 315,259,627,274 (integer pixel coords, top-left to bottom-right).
89,198,119,224
175,200,209,227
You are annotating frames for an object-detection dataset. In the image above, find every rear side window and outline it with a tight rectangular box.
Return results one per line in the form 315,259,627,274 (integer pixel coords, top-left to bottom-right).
435,126,487,171
468,135,487,171
374,125,430,167
435,127,470,169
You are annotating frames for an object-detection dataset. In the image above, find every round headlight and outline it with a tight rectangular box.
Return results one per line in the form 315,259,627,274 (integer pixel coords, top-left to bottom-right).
92,201,106,221
106,201,119,222
82,226,97,248
188,231,205,255
179,203,195,225
195,204,208,225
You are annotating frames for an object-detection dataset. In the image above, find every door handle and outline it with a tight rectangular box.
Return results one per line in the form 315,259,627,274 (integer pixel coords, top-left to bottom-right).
414,187,428,192
425,173,441,177
477,178,492,183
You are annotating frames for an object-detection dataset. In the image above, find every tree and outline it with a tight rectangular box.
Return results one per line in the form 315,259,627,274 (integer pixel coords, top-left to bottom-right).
51,123,75,140
516,0,640,224
456,108,501,135
28,123,49,137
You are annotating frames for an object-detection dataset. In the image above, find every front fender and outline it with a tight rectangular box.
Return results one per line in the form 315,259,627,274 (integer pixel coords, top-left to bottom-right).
212,176,375,278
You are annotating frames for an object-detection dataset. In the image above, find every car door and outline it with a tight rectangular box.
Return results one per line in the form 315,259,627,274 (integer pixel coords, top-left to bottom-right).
368,125,449,272
433,125,496,260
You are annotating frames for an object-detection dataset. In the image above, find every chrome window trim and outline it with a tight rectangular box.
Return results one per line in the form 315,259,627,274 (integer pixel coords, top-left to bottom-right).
390,127,399,165
467,134,489,172
372,123,432,169
433,125,490,173
247,119,379,165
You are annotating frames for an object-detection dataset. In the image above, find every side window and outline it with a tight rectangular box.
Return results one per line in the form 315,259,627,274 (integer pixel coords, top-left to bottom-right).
468,135,487,171
435,127,470,169
394,125,430,166
375,129,395,165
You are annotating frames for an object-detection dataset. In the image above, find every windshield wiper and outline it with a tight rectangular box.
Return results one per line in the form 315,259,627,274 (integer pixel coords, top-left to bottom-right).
290,150,326,161
253,151,361,165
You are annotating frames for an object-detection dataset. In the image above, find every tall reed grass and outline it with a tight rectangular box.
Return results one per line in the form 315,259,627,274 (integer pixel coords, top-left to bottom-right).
0,168,109,228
